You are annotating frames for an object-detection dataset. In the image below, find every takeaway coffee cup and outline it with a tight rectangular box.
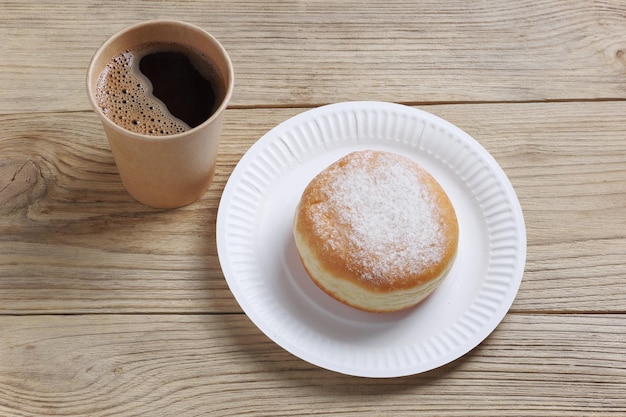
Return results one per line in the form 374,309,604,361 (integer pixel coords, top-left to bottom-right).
87,20,234,208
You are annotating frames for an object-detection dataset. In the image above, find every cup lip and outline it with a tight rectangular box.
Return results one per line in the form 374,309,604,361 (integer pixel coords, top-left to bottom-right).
86,20,234,142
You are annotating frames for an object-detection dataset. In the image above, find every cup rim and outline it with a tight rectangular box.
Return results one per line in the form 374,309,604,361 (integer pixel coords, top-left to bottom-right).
86,20,234,142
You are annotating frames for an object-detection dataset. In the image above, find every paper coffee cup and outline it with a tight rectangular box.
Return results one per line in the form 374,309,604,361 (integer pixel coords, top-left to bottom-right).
86,20,234,208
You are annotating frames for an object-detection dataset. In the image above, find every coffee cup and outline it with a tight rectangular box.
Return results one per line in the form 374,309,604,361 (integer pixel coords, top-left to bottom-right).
86,20,234,208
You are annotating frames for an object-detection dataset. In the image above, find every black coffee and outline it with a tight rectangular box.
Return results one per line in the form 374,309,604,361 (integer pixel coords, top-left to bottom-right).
95,42,222,136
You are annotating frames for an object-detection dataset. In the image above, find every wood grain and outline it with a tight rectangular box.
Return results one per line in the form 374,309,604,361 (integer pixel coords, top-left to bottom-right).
2,0,626,114
1,103,624,314
1,1,626,415
428,102,626,313
0,313,624,416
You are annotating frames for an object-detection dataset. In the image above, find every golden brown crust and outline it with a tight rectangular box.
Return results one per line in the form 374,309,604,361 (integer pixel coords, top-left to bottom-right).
293,150,459,312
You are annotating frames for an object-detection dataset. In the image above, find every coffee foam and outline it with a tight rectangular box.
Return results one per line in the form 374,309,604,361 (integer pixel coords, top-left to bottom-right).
96,44,198,136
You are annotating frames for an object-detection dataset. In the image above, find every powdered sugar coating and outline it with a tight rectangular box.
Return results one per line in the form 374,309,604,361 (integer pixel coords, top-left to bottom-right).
308,151,447,284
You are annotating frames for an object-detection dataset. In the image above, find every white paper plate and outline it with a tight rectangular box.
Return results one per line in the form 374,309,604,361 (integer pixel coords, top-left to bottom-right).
216,101,526,377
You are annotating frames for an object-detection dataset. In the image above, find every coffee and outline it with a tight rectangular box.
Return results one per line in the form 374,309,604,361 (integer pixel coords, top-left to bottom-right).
95,42,222,136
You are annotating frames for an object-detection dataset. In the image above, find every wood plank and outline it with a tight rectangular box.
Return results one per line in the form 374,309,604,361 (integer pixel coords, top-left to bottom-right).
2,0,626,113
428,102,626,313
3,2,624,415
1,102,625,314
0,313,624,416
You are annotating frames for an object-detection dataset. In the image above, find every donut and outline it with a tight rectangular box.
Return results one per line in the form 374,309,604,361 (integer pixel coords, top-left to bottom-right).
293,150,459,313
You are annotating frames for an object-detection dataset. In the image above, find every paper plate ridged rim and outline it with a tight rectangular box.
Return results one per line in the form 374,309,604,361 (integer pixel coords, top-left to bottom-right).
216,101,526,377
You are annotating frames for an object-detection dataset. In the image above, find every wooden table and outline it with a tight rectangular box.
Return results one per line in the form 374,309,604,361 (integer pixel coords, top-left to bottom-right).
1,1,625,415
